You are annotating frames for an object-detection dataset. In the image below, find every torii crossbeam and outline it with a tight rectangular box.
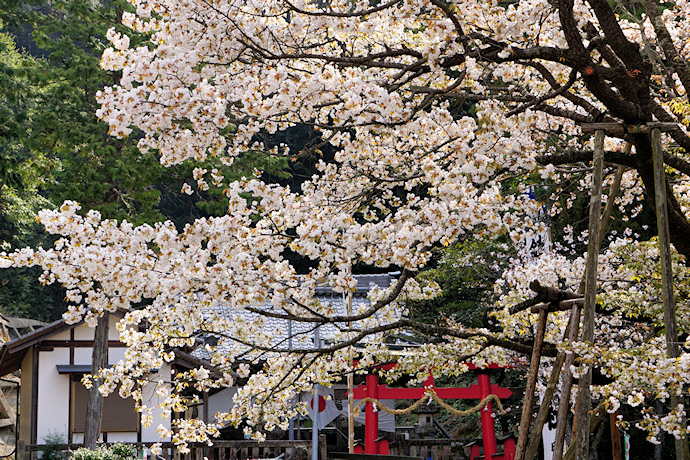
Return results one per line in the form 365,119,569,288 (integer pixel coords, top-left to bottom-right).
352,365,514,460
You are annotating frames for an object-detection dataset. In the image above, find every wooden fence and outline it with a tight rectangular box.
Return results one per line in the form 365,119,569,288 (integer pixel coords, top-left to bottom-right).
23,437,494,460
24,439,320,460
389,438,466,460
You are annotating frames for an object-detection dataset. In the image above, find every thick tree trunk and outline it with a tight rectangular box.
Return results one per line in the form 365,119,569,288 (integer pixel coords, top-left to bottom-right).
84,313,109,449
635,134,690,261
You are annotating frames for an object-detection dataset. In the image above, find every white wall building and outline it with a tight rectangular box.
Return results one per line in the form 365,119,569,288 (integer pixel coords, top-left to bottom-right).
0,313,173,446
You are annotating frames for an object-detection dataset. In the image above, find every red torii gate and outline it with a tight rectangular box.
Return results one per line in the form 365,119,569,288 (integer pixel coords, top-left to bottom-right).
351,364,514,460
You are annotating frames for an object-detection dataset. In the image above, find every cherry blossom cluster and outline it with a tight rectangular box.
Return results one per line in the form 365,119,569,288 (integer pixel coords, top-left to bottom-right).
3,0,690,445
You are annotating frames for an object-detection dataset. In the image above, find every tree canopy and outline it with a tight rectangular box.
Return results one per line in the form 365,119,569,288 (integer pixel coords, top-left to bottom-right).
4,0,690,455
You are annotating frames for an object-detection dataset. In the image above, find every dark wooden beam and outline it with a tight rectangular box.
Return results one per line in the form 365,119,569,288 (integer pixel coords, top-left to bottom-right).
39,340,125,349
581,122,679,134
69,329,74,365
30,346,39,446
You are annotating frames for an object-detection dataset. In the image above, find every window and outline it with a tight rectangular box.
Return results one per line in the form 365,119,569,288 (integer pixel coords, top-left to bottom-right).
71,379,138,432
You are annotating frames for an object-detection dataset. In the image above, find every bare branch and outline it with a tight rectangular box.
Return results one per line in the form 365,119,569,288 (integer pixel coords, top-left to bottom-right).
282,0,405,18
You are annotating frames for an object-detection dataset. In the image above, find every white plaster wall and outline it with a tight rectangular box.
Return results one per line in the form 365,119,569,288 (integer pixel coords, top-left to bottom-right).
74,347,127,365
73,349,90,365
37,317,171,444
109,348,126,364
73,323,94,340
72,316,127,364
36,348,71,443
51,329,71,340
72,316,121,340
107,433,139,443
208,387,237,418
141,364,172,443
72,432,138,443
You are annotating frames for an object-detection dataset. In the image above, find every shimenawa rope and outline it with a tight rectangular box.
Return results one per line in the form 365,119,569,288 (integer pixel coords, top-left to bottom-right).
352,389,507,417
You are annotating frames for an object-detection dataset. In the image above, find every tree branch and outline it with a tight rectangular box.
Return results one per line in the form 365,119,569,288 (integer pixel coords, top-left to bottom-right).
537,149,636,167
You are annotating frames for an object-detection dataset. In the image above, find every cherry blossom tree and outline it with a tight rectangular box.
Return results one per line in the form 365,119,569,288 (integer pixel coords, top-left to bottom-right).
3,0,690,456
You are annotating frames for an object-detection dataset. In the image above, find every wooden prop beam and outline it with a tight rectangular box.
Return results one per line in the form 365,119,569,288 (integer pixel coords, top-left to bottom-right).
572,129,605,459
511,281,582,315
581,122,679,134
517,138,630,460
610,412,623,460
552,306,581,460
524,308,578,460
651,128,690,460
525,304,580,460
514,305,549,460
596,163,627,250
553,145,629,460
563,402,607,460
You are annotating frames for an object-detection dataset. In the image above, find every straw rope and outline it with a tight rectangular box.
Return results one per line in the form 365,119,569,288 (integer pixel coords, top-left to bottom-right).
352,389,507,417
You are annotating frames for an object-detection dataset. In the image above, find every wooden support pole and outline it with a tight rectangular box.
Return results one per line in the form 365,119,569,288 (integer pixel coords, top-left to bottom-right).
563,402,607,460
610,412,623,460
552,305,581,460
524,362,561,459
553,144,629,460
651,128,690,460
524,307,579,460
596,163,626,250
347,265,355,454
581,122,679,134
573,129,605,460
529,157,625,460
514,305,549,460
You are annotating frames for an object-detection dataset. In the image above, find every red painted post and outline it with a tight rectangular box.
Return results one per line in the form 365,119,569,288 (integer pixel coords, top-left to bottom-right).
365,374,379,454
504,437,516,460
478,371,498,457
469,443,481,460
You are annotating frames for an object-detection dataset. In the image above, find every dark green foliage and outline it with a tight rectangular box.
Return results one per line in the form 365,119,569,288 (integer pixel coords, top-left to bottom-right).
0,0,297,321
41,432,67,460
0,25,67,321
2,0,169,225
0,267,66,322
0,1,171,320
410,238,516,327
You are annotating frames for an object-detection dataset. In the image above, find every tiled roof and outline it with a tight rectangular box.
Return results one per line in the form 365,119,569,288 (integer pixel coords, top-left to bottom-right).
195,273,397,359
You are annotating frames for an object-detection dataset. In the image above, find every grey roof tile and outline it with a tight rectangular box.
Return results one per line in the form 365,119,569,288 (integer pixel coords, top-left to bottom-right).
194,274,397,360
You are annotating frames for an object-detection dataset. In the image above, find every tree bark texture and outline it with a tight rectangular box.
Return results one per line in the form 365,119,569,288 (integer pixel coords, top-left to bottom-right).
84,313,109,450
573,129,604,459
652,128,690,460
515,305,549,460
